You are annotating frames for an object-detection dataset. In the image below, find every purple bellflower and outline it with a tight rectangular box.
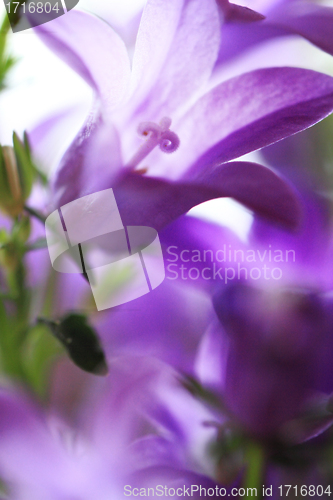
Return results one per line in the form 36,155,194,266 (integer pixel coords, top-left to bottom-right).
0,356,225,499
21,0,333,369
28,0,333,235
211,282,333,442
180,170,333,444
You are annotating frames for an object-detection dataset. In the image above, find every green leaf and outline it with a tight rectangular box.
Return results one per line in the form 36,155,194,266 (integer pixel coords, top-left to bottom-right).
0,145,16,212
12,132,35,199
0,15,16,91
23,132,48,186
22,323,63,398
39,314,108,376
12,215,31,244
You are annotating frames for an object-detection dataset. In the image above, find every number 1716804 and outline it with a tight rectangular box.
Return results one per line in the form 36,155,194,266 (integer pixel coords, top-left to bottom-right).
6,2,60,14
278,485,331,497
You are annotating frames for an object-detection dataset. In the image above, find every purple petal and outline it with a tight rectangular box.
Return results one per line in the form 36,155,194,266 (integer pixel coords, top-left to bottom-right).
194,322,229,389
53,113,123,208
0,388,64,486
53,155,299,249
216,20,289,67
112,161,300,231
27,105,89,173
221,2,266,23
177,67,333,176
95,278,213,372
213,283,327,438
160,215,247,289
35,10,131,113
215,2,333,70
128,435,183,470
270,1,333,57
128,0,220,120
189,161,301,230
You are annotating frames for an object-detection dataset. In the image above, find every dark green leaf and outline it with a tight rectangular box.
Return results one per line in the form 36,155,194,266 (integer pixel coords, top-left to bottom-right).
39,314,108,376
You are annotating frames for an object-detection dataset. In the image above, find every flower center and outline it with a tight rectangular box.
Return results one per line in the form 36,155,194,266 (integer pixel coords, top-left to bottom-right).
126,117,180,171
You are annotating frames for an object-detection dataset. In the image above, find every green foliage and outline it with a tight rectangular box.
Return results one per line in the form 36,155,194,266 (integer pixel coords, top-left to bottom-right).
0,15,16,90
22,323,63,398
0,132,47,217
12,132,35,199
0,145,17,215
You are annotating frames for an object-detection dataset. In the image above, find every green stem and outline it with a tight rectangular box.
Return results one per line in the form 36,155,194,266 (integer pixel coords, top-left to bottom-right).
0,15,10,41
25,237,48,252
243,441,265,500
24,205,46,224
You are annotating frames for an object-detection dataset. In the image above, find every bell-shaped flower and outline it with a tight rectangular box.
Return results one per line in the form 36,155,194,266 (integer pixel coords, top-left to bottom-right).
0,356,223,499
27,0,333,234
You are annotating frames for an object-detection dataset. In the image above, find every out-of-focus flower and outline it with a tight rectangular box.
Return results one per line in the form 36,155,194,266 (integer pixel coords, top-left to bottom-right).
212,282,333,441
215,0,333,70
184,176,333,444
162,182,333,487
28,1,333,234
0,356,223,499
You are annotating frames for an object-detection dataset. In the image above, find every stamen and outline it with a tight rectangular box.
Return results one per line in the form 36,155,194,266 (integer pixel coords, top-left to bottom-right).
126,117,180,170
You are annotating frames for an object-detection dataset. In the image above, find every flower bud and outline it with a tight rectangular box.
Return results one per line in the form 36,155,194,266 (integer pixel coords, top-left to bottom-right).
0,241,19,271
0,133,36,217
0,145,23,216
